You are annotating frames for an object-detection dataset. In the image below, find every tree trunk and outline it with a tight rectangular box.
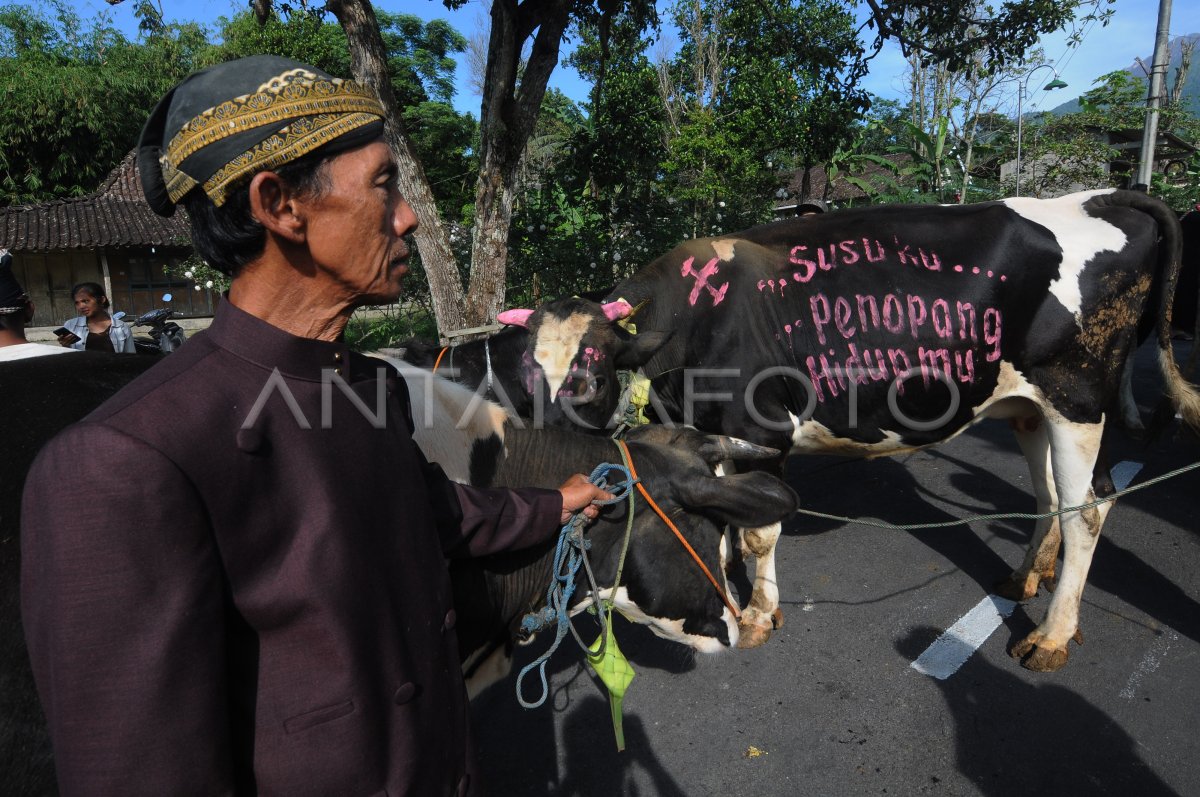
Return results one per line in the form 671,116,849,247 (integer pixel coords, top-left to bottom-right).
326,0,467,334
1169,38,1195,109
465,0,570,326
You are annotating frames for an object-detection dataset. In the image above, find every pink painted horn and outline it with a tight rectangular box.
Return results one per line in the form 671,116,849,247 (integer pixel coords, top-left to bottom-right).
601,300,633,322
497,308,534,328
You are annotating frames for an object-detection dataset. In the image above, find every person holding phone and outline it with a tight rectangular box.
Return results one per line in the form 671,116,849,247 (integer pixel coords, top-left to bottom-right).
0,250,77,361
57,282,134,352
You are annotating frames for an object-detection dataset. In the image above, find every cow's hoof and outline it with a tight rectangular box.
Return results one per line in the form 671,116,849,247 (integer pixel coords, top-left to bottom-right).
1020,643,1069,672
771,607,785,630
737,611,774,649
1011,630,1077,672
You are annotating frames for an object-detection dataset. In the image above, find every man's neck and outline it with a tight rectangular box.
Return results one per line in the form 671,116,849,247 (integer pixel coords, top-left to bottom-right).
0,329,29,348
226,261,355,342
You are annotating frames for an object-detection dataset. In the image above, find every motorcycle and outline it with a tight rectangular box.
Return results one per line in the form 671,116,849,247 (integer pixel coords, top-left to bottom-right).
120,294,186,354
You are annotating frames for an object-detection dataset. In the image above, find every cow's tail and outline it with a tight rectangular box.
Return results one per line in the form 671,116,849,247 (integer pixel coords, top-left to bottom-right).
1114,190,1200,433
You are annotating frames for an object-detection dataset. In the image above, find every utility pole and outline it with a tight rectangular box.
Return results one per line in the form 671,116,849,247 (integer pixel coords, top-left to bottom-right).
1134,0,1173,189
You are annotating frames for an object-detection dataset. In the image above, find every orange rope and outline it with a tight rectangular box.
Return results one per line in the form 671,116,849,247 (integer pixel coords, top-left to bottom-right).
615,440,741,620
431,346,450,374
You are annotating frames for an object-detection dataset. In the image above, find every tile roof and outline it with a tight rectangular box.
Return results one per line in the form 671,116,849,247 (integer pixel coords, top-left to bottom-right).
0,151,192,252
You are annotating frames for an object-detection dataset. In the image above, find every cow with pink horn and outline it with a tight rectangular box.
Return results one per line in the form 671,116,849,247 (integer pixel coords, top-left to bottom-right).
400,296,670,431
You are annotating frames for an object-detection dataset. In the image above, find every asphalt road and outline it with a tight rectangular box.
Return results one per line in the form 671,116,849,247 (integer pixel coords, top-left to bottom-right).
471,340,1200,797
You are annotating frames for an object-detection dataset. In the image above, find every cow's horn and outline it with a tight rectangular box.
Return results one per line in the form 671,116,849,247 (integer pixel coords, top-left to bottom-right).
601,300,634,321
497,308,534,328
699,435,781,464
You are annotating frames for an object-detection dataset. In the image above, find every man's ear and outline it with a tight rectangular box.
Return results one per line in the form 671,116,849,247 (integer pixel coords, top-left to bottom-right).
248,171,305,243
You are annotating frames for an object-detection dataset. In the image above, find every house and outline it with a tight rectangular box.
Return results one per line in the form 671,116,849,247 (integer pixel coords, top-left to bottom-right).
0,151,216,326
773,155,910,216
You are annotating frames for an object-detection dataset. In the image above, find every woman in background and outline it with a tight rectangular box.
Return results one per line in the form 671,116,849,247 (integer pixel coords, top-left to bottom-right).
57,282,133,353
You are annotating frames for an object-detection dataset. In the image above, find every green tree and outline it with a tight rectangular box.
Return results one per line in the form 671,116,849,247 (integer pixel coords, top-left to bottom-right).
211,7,478,222
0,0,208,203
860,0,1115,73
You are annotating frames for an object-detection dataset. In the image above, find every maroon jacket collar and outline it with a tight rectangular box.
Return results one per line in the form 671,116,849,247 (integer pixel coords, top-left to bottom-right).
205,298,356,383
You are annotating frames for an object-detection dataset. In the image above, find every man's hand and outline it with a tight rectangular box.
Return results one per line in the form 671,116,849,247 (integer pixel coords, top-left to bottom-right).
557,473,614,524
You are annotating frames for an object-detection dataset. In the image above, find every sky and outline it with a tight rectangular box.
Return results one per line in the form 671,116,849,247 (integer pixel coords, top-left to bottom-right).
62,0,1200,119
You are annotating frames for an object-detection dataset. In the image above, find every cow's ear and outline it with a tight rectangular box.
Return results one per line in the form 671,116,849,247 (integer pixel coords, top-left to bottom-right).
614,330,672,369
675,471,798,528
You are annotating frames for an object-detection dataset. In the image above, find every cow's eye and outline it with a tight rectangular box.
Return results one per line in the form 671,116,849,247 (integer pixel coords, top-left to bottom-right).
592,375,607,394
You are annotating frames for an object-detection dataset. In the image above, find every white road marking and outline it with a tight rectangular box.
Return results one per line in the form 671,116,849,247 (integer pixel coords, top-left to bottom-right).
910,595,1018,680
1110,460,1143,492
1119,628,1178,699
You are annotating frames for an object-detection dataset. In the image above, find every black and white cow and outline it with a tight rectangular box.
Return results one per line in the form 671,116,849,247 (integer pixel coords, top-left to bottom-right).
505,189,1200,672
402,299,669,430
387,359,799,694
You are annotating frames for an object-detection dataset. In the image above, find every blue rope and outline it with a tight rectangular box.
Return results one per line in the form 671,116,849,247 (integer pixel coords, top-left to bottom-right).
515,462,635,709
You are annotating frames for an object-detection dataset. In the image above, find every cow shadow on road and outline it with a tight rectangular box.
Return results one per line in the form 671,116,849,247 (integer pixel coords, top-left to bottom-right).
951,421,1200,648
779,447,1025,601
895,628,1181,796
778,421,1200,650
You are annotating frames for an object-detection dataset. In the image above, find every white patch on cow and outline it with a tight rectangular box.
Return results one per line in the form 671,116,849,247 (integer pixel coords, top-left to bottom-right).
532,311,591,398
462,644,515,700
973,361,1045,420
575,587,738,652
711,239,737,261
1002,190,1127,320
373,356,508,482
788,412,909,456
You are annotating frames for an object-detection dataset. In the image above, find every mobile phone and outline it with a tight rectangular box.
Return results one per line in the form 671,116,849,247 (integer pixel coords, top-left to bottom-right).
53,327,79,342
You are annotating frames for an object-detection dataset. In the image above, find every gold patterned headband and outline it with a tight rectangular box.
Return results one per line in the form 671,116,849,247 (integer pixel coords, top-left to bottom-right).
160,75,385,207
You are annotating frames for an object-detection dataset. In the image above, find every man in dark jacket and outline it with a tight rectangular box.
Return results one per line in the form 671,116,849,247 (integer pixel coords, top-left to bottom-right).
20,55,609,796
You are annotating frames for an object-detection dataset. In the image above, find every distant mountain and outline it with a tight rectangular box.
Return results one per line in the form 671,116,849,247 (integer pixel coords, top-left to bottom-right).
1048,33,1200,116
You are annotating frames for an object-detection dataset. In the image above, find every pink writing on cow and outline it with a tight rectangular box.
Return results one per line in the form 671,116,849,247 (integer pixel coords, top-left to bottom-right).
789,246,817,283
681,256,729,307
983,308,1002,361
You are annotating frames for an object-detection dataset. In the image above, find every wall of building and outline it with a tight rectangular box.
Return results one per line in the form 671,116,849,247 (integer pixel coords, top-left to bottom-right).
12,247,218,326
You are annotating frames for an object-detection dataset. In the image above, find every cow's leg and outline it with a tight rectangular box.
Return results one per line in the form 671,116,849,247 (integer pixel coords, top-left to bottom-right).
1011,418,1110,672
995,416,1061,600
736,521,783,649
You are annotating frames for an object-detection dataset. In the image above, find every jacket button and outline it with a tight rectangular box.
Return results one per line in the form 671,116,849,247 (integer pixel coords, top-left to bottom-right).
393,682,420,705
333,352,343,362
444,609,457,631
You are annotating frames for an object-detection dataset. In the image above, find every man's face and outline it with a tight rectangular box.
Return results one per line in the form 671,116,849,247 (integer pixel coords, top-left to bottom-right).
300,140,417,305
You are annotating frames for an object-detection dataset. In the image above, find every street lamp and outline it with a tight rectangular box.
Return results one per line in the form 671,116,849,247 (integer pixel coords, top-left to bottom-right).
1015,64,1068,197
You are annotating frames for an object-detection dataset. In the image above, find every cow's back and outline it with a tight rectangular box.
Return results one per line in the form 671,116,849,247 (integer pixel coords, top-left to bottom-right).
612,191,1169,447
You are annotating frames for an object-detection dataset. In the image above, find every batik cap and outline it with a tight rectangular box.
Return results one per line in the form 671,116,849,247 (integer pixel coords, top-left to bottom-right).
0,250,28,313
138,55,386,217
